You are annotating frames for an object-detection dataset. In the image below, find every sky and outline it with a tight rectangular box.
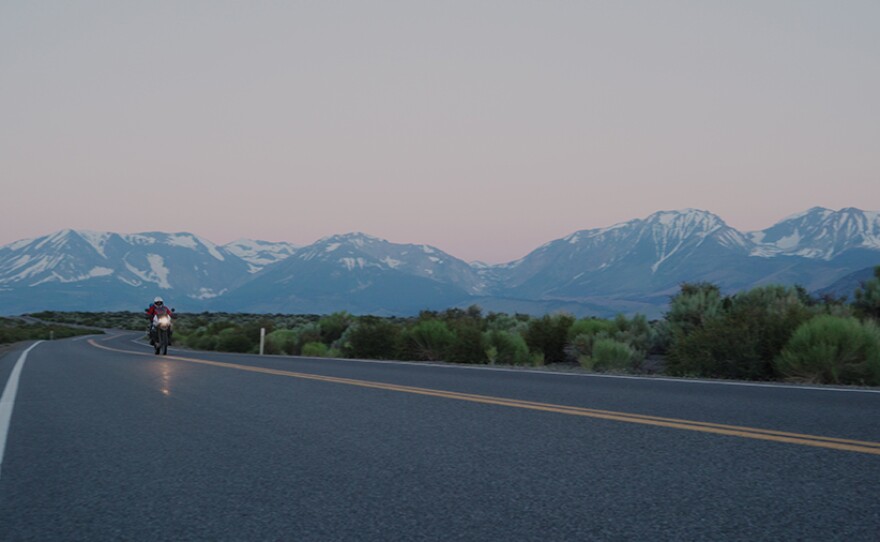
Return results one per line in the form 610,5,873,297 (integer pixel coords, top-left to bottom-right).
2,1,878,263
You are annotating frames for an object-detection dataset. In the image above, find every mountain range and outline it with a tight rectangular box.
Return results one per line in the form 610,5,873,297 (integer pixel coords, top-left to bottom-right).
1,207,878,317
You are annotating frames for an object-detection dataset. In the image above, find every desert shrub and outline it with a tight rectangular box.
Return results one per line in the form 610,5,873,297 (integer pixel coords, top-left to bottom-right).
295,322,322,350
265,329,299,355
530,351,545,367
242,319,275,345
568,318,613,341
775,316,880,385
612,314,654,357
665,318,751,378
343,317,401,360
215,327,253,353
590,338,637,372
650,319,672,354
567,332,598,361
665,284,813,380
732,286,814,363
301,341,330,357
0,318,102,343
565,315,654,370
486,313,528,334
524,313,575,364
482,329,531,366
191,334,218,351
402,319,456,361
854,266,880,321
443,311,487,364
666,282,724,335
319,312,352,344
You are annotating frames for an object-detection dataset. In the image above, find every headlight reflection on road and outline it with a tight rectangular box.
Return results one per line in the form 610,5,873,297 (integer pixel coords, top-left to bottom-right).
158,361,173,397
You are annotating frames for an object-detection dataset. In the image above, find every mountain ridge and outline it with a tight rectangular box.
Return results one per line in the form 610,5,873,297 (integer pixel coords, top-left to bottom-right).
2,207,878,317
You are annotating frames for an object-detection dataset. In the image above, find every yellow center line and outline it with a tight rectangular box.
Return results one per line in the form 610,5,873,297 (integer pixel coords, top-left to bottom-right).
88,339,880,456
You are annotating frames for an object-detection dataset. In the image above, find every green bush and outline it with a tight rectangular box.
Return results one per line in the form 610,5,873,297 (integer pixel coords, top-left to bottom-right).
590,338,636,372
343,317,401,360
402,319,456,361
666,282,724,335
295,322,322,351
665,284,813,380
565,315,654,370
568,318,613,341
215,327,253,353
190,334,218,351
0,318,102,344
265,329,299,355
482,330,531,366
775,316,880,385
524,314,575,364
486,313,528,334
445,316,487,364
301,342,330,357
854,266,880,321
319,312,352,344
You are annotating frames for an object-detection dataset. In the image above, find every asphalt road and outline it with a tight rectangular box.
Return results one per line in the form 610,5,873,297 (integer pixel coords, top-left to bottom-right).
0,332,878,541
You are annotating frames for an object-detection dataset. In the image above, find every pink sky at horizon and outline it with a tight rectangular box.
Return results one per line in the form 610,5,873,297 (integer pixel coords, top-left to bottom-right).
2,2,878,263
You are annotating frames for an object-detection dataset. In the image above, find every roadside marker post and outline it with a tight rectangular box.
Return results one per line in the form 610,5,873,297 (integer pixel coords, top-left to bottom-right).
260,327,265,356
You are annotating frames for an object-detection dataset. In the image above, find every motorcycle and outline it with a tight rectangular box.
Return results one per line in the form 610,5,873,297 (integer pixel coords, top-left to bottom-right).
148,309,174,355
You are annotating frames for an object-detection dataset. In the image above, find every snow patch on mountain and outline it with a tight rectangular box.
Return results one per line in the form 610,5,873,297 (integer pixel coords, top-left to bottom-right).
340,257,367,271
167,234,198,249
30,266,114,286
8,238,35,251
78,231,112,258
749,207,880,260
223,239,297,270
117,275,142,287
124,234,157,246
381,257,402,269
7,254,33,271
197,237,226,261
125,255,171,289
89,266,114,277
191,287,228,300
4,255,63,283
34,230,71,251
651,243,683,273
147,255,171,288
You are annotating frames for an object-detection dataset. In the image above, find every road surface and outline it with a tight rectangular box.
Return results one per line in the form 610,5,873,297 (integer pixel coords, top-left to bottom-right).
1,332,878,540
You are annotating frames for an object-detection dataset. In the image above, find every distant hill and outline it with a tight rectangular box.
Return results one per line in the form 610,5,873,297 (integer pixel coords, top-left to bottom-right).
815,265,880,300
2,207,879,316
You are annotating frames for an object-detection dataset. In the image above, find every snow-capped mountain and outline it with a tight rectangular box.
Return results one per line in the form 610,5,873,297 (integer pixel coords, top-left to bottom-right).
222,239,299,273
295,233,487,295
213,233,483,314
749,207,880,260
1,208,878,316
494,209,756,300
0,230,256,312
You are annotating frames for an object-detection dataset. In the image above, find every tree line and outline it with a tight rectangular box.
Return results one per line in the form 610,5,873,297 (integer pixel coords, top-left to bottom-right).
29,266,880,386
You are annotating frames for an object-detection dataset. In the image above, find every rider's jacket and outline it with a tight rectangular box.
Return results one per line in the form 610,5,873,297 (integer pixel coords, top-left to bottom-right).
146,304,172,321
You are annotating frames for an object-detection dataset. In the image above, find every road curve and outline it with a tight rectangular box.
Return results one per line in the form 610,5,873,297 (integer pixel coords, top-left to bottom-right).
0,332,878,541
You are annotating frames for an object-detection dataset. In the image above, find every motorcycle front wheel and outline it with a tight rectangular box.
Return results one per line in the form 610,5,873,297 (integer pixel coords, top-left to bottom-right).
159,329,169,355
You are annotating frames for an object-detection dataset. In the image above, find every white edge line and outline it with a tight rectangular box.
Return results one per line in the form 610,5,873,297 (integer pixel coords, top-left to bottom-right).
0,341,43,479
105,332,880,395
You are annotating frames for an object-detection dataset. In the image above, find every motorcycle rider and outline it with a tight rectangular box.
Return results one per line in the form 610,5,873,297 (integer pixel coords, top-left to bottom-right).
146,296,173,346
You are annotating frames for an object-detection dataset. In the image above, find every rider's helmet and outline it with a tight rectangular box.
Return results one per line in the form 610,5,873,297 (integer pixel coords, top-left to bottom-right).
154,296,164,306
